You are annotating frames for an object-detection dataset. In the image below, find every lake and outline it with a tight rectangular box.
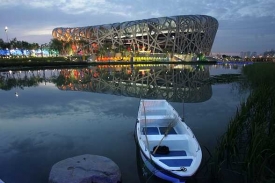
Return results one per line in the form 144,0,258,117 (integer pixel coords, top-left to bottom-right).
0,63,248,183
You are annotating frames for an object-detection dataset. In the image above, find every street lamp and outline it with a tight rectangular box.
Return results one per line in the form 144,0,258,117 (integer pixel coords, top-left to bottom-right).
4,26,9,42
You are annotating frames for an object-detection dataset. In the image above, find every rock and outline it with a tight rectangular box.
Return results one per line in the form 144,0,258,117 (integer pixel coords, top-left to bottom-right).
49,154,121,183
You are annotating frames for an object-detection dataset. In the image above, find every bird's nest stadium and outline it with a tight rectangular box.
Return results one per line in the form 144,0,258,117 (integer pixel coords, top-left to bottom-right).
52,15,218,56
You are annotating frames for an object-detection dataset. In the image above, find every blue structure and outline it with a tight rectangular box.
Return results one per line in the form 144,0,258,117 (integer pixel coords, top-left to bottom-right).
0,49,51,57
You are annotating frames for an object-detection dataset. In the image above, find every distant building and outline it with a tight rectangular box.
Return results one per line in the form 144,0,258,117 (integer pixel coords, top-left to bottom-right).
240,52,244,58
240,51,252,58
251,52,257,57
263,49,275,57
52,15,219,55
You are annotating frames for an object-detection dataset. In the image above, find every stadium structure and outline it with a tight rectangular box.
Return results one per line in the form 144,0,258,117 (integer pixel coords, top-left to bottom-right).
52,15,218,56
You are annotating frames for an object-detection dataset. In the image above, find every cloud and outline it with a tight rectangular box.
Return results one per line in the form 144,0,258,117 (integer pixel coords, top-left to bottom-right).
1,0,275,53
24,28,53,36
211,15,275,53
1,0,133,16
236,3,275,18
1,0,275,20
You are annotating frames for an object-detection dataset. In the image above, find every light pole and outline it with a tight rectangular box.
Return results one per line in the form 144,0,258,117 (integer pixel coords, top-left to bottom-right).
4,26,9,42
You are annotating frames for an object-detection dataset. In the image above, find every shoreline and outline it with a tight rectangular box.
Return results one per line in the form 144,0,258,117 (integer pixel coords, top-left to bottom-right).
0,61,217,71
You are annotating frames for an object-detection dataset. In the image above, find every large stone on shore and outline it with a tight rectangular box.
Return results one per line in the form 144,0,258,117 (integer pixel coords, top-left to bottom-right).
49,154,121,183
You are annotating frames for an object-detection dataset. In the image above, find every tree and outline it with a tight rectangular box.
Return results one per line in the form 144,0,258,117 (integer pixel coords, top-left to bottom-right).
64,40,73,55
0,38,11,49
0,38,5,49
49,38,63,55
29,43,39,50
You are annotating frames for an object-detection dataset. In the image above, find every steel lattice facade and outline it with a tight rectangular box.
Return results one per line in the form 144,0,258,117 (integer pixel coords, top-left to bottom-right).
52,15,218,55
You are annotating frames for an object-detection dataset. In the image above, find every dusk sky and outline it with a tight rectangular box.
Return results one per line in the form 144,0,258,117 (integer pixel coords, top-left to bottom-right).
0,0,275,55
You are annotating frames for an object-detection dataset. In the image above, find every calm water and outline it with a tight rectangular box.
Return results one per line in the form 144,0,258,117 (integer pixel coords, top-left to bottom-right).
0,64,247,183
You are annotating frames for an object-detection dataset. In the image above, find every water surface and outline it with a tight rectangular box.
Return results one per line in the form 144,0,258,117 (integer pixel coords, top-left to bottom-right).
0,64,247,183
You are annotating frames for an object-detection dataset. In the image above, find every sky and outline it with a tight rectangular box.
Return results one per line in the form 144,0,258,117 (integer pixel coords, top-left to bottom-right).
0,0,275,55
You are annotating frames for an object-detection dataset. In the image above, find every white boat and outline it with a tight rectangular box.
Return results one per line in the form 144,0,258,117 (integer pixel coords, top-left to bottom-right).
135,99,202,183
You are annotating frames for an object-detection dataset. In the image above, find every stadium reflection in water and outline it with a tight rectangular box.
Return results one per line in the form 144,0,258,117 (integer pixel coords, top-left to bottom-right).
56,64,212,103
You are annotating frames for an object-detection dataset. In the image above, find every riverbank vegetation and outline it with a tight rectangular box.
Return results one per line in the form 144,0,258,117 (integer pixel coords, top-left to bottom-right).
212,63,275,183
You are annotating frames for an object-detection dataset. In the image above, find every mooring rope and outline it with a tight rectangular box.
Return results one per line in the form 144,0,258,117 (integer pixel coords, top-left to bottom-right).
152,119,175,155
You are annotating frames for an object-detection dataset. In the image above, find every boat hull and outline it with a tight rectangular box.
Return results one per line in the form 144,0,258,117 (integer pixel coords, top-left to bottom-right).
135,99,202,182
139,148,188,183
135,126,191,183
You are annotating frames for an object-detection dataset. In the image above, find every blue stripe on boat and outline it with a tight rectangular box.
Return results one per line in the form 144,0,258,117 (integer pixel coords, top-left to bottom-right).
159,127,177,134
143,127,159,135
160,158,193,167
152,150,187,157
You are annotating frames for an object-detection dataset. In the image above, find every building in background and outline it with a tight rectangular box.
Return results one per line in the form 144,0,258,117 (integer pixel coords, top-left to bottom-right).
240,51,253,58
52,15,218,56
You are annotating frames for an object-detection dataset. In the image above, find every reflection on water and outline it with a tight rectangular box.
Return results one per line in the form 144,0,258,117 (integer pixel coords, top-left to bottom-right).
57,65,212,103
0,64,247,183
1,64,212,103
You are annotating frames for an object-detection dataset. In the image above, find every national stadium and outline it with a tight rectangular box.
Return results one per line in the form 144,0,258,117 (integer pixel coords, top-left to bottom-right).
52,15,218,57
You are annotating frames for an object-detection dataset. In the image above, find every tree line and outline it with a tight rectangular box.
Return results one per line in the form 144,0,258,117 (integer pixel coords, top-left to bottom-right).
0,37,130,57
0,37,73,55
0,38,40,50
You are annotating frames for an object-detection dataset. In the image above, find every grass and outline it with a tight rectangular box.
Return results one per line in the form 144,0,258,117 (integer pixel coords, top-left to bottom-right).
0,56,68,63
0,57,89,72
211,63,275,183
